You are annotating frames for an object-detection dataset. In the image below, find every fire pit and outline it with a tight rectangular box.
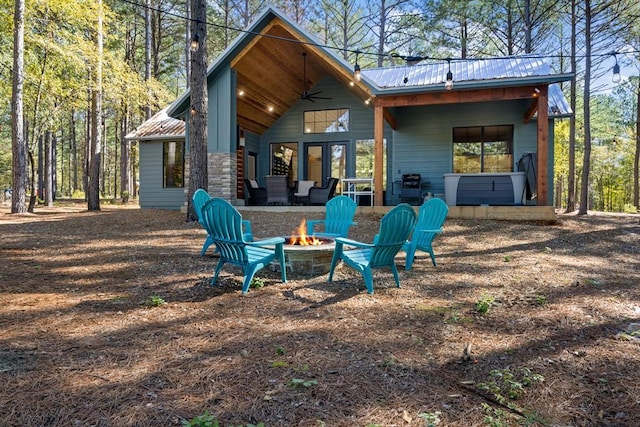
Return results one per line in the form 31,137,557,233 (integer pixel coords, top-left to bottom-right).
271,219,336,275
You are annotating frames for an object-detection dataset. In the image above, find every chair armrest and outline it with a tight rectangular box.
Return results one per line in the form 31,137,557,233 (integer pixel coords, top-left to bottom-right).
335,237,372,249
249,236,285,247
306,219,324,235
414,227,443,234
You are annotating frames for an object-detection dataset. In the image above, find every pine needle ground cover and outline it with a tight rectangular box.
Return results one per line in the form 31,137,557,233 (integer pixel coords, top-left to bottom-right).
1,202,639,426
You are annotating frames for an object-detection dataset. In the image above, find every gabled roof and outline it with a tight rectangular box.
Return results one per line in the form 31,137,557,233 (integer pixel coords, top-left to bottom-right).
125,108,185,141
167,7,363,134
165,6,573,131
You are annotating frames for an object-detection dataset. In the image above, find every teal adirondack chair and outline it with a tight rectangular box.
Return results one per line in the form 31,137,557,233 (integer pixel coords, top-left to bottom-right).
402,197,448,270
306,195,358,238
328,203,416,294
192,189,253,256
200,197,287,294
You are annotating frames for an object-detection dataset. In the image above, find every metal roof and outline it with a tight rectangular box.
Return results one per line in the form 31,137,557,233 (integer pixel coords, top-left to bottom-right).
548,84,572,117
125,108,185,141
363,56,572,116
364,56,556,88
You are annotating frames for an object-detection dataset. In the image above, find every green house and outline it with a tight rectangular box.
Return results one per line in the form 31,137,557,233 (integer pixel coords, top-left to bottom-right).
127,7,572,215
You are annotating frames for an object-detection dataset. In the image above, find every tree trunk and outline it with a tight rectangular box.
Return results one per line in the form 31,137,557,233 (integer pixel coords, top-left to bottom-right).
376,0,387,67
120,107,131,203
578,0,592,215
144,0,152,120
28,150,37,212
88,0,103,211
187,0,208,222
44,130,53,206
11,0,26,213
185,0,191,85
635,76,640,209
37,135,43,200
524,0,532,53
565,0,577,213
71,110,78,193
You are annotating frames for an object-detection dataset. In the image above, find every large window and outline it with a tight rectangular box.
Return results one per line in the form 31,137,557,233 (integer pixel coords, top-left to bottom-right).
303,109,349,134
163,141,184,188
453,125,514,173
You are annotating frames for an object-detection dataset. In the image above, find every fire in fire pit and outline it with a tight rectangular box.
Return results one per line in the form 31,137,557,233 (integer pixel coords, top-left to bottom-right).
288,219,322,246
271,219,336,275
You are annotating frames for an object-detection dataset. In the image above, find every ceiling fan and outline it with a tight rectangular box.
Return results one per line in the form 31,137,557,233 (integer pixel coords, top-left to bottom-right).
300,52,331,102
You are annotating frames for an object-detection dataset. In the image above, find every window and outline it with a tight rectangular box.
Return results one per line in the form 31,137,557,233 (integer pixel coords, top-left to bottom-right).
270,143,298,183
163,141,184,188
304,109,349,134
453,125,513,173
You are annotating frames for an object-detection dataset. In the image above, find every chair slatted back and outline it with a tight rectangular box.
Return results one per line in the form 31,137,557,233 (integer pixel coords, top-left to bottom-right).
370,204,416,268
414,198,448,244
192,188,211,224
201,198,249,265
323,195,357,237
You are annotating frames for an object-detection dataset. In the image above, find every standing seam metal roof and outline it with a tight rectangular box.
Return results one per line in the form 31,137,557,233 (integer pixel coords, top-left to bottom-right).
125,108,185,141
363,56,554,88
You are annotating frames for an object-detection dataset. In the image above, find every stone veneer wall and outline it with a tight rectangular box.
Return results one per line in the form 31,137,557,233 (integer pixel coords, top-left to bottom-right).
182,152,238,210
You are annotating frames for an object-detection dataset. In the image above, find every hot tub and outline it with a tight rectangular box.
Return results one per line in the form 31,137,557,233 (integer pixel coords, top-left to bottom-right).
444,172,526,206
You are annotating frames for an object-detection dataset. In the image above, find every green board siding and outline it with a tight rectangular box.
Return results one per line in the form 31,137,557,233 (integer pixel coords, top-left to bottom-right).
138,141,185,210
260,76,392,186
388,100,554,204
207,67,234,153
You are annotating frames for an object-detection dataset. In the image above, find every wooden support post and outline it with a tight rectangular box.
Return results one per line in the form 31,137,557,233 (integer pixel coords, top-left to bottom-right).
374,102,384,206
536,86,549,206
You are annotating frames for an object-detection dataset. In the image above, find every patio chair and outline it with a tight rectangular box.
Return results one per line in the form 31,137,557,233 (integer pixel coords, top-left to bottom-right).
308,177,339,205
244,179,267,206
265,175,290,205
402,197,448,270
328,203,416,294
200,197,287,294
193,189,254,256
293,180,316,205
400,173,423,205
306,195,357,238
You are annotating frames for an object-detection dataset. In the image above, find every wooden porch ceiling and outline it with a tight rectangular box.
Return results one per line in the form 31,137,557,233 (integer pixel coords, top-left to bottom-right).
231,19,371,135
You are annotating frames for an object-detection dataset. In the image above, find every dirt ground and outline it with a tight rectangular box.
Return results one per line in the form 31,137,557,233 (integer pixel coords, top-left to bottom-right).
1,201,639,427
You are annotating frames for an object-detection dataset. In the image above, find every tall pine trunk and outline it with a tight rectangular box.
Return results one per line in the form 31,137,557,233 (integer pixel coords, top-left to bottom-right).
566,0,577,213
88,0,103,211
120,107,131,203
44,130,53,206
11,0,26,213
579,0,592,215
186,0,208,222
635,77,640,210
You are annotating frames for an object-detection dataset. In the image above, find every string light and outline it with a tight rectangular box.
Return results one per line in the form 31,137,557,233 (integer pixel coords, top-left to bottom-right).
445,59,453,91
611,54,621,83
354,50,361,81
190,32,199,51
